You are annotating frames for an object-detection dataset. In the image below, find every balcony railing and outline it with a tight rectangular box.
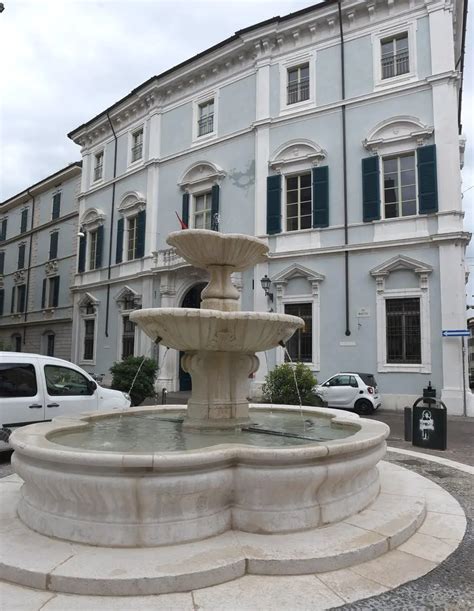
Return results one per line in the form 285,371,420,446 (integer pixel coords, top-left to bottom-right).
287,77,309,105
382,49,409,79
131,143,143,163
93,165,103,182
198,114,214,137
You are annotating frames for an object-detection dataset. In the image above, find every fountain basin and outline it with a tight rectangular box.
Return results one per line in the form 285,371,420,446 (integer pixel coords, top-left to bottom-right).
130,308,304,352
10,405,389,547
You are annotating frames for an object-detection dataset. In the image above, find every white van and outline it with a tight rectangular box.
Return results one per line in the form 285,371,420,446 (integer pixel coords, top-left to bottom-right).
0,352,131,450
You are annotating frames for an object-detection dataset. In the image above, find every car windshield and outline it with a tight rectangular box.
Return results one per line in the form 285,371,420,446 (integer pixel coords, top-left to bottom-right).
358,373,377,388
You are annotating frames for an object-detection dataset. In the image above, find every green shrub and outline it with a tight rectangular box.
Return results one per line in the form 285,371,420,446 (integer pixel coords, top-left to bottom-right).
262,362,322,406
110,356,158,406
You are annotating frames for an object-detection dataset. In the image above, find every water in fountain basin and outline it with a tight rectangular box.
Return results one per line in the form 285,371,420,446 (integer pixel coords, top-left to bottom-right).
49,410,355,452
281,345,306,431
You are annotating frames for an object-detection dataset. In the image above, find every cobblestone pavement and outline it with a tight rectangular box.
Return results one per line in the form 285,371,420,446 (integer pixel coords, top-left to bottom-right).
335,451,473,611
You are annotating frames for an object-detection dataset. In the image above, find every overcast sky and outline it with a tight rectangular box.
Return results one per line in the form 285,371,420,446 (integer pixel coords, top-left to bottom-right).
0,0,472,244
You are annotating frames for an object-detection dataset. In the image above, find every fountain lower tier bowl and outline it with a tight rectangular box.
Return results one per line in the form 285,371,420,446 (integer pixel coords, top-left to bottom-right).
10,405,389,547
130,308,304,352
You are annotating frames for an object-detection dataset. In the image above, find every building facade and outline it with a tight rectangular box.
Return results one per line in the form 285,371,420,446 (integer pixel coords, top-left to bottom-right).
68,0,471,414
0,163,82,359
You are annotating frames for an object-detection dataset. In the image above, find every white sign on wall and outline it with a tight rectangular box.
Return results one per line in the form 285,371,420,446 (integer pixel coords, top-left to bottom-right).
357,307,370,318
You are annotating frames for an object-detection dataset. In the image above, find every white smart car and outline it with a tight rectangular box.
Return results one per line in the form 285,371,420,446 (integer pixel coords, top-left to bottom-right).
314,372,381,414
0,352,131,450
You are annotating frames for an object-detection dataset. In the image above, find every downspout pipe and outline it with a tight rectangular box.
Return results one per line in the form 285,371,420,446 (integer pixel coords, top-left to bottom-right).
104,111,118,338
22,188,36,345
456,0,469,134
338,0,351,336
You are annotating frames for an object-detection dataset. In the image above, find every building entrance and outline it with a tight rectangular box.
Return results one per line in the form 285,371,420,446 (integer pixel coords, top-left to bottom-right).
179,283,206,391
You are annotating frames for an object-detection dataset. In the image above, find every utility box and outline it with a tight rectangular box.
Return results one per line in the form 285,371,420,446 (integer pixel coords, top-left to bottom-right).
412,397,447,451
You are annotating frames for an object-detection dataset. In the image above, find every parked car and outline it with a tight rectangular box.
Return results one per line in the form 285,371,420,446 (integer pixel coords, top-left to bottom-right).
0,352,131,450
314,372,381,414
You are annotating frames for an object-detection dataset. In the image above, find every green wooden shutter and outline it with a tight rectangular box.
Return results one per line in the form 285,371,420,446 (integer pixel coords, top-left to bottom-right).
78,232,87,272
417,145,438,214
0,290,4,316
21,209,28,233
18,244,25,269
0,219,7,241
182,193,189,228
362,156,381,222
41,279,47,309
116,218,124,264
52,276,60,308
18,285,26,313
52,193,61,219
95,225,104,268
49,232,58,260
10,287,15,313
312,166,329,228
136,210,146,258
211,185,220,231
267,175,282,235
0,252,4,275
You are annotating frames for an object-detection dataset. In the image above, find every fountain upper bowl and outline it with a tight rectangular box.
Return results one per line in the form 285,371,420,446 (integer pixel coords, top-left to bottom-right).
130,308,304,352
167,229,269,271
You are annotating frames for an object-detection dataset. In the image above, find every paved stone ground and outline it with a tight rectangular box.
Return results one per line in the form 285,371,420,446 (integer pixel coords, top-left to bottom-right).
334,451,474,611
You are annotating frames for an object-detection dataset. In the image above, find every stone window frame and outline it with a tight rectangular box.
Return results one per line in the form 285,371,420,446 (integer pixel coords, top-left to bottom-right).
80,208,106,272
179,161,225,229
127,122,146,168
372,20,418,90
115,286,142,360
78,293,99,365
271,263,325,371
117,192,146,262
370,255,432,374
92,148,105,185
192,89,218,145
279,50,316,116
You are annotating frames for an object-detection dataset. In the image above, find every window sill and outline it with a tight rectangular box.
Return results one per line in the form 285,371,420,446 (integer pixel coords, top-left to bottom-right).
191,131,217,147
374,72,417,90
378,363,430,374
279,99,315,117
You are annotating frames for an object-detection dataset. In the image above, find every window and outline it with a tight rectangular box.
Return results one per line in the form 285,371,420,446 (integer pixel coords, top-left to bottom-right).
286,173,312,231
20,209,28,234
12,334,22,352
83,319,95,360
52,193,61,219
381,33,409,80
89,229,98,270
48,276,60,308
0,219,7,242
287,64,309,105
193,192,212,229
122,315,135,359
17,244,26,270
0,251,4,275
131,128,143,162
327,375,358,388
198,99,214,137
383,153,416,218
46,333,55,357
284,303,312,362
49,232,59,260
13,285,26,313
386,298,421,364
45,365,92,396
0,363,37,397
93,151,104,182
127,216,138,260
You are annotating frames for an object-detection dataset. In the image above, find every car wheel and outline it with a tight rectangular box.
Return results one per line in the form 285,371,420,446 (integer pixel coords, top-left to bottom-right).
354,399,374,415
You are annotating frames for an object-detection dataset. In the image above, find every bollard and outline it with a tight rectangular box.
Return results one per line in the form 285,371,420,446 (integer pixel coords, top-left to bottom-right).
161,388,167,405
404,407,412,441
412,397,447,450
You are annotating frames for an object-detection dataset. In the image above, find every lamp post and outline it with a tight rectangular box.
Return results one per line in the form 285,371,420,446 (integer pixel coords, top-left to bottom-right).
260,274,273,302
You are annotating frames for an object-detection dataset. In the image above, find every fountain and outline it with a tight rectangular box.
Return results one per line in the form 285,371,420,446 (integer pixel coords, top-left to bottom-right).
10,230,390,548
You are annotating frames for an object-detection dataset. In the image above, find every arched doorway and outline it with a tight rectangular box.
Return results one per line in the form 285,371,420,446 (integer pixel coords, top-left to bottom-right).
179,283,206,391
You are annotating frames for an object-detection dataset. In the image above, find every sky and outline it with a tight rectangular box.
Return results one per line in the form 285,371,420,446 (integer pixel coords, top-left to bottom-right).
0,0,472,252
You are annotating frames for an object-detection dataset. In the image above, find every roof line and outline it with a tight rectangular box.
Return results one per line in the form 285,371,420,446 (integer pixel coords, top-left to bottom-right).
67,0,336,140
1,161,82,207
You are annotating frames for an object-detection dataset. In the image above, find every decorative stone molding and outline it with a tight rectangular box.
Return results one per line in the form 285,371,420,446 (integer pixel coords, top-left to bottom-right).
114,286,142,309
78,292,99,313
370,254,433,293
178,161,225,192
13,270,26,285
269,140,327,174
80,208,106,231
271,262,326,287
45,260,59,277
363,116,434,154
118,191,146,218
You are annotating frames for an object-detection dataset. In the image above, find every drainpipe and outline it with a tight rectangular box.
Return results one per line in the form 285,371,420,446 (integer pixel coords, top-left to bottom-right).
22,188,36,346
338,0,351,336
104,111,118,337
456,0,469,134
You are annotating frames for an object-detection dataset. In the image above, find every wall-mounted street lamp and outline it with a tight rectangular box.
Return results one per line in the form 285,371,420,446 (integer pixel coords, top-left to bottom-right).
260,274,273,302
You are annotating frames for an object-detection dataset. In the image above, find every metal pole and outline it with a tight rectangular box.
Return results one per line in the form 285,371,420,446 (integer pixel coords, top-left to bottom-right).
462,336,467,417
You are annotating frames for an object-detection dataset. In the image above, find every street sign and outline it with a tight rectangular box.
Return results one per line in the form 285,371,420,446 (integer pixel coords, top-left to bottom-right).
441,329,470,337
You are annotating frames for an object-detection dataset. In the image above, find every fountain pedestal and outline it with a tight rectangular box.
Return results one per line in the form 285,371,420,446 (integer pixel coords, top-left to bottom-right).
182,351,259,429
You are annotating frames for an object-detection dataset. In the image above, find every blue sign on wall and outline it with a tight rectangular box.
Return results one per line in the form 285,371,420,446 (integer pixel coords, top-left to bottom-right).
441,330,470,337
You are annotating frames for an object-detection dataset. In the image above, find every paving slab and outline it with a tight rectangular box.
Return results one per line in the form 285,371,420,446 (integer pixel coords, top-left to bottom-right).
0,582,55,611
397,532,461,563
316,568,388,603
43,591,195,610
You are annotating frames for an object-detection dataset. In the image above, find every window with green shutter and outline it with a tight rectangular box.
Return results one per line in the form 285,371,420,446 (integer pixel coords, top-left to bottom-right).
0,251,4,275
267,175,282,235
20,209,29,233
18,244,26,270
78,232,87,272
116,218,124,264
52,193,61,220
0,219,7,242
49,232,59,260
417,144,438,214
312,166,329,228
362,156,381,222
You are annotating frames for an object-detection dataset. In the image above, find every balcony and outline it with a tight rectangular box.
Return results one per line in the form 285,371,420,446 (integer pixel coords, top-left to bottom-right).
287,77,309,105
198,114,214,137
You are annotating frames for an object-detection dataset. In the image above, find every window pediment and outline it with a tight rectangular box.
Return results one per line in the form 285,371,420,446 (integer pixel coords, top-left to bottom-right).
118,191,146,217
269,140,326,173
115,286,142,309
370,255,432,293
80,208,106,231
363,116,433,154
272,263,325,285
78,292,99,309
178,162,225,191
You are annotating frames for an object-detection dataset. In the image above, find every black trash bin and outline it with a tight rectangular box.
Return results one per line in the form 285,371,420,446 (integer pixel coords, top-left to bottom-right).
412,397,447,450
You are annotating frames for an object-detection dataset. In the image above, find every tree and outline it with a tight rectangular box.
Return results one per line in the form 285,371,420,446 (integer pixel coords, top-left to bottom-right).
262,362,322,406
110,356,157,406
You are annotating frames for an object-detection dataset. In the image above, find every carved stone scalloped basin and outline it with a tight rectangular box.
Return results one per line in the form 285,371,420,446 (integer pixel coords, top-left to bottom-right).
10,405,389,547
167,229,269,271
130,308,304,352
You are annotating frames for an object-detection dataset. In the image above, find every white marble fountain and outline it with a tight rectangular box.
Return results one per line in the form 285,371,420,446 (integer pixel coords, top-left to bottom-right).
10,229,389,550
